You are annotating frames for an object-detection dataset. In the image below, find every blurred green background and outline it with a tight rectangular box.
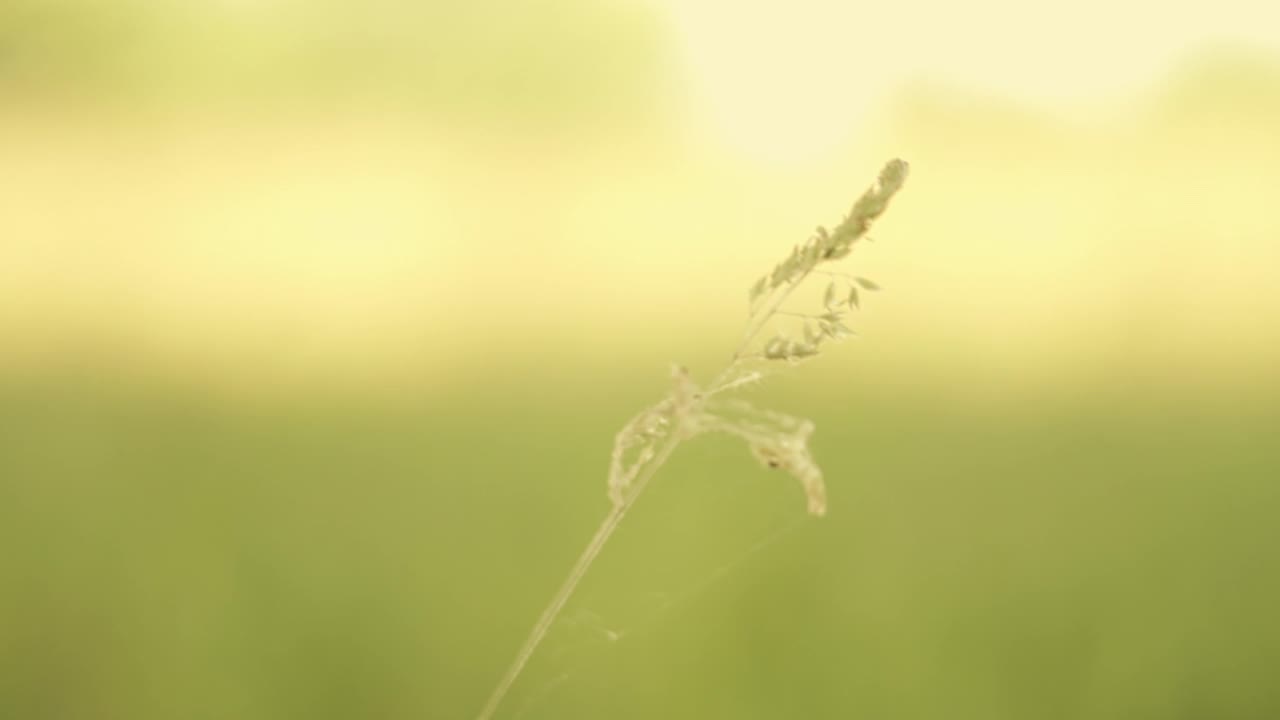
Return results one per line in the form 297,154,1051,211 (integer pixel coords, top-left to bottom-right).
3,1,1280,718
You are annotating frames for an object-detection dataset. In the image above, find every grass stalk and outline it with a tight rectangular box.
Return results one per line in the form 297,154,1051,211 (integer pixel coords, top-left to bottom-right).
474,159,909,719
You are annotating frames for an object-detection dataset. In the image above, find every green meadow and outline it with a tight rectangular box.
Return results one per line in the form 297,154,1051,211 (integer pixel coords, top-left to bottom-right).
3,361,1277,718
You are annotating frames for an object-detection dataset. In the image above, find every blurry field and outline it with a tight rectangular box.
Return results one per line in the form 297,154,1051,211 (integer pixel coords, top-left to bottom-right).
2,363,1278,719
4,1,1280,719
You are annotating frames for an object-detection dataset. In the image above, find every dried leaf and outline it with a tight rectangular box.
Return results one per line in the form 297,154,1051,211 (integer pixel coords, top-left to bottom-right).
855,277,880,291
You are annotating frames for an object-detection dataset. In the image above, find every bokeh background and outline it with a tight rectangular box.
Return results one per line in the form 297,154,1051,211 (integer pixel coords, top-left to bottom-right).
3,1,1279,718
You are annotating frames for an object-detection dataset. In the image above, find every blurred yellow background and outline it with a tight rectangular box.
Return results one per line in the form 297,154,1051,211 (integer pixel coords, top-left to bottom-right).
4,0,1279,387
2,1,1278,718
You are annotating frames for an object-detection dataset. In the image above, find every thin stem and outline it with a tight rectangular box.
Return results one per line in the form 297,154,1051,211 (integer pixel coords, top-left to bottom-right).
475,434,682,720
511,516,805,719
702,370,767,398
715,269,815,393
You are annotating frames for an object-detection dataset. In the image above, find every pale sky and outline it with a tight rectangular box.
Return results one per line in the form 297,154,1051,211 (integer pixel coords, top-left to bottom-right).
658,0,1280,163
4,0,1279,380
